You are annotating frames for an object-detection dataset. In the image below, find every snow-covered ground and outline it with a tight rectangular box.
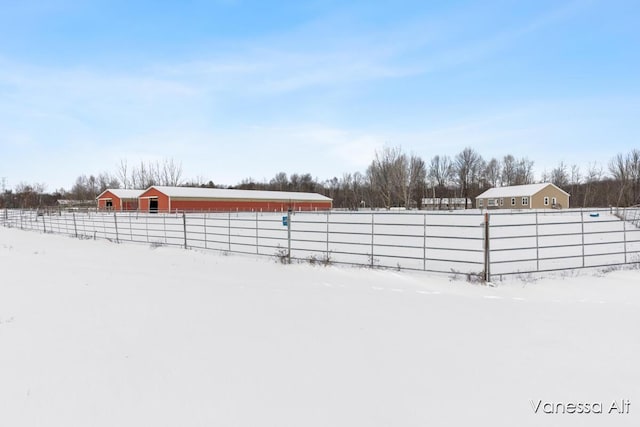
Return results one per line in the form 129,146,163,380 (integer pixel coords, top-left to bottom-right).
1,227,639,426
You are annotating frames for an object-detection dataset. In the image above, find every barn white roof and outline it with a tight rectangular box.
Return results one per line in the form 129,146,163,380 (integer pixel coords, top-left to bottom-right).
148,186,332,202
476,183,569,199
96,189,145,200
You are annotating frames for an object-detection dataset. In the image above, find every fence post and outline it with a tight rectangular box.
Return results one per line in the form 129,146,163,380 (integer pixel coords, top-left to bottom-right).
228,211,231,251
204,214,208,250
580,211,585,268
114,212,119,243
623,210,627,264
163,214,167,244
102,212,107,240
256,211,259,254
423,213,427,271
535,211,539,272
43,212,47,234
287,209,292,264
73,212,78,238
326,212,330,260
183,212,188,249
371,213,375,267
483,212,491,282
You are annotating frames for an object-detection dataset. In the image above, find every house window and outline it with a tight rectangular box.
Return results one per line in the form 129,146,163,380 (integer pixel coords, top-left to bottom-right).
479,199,483,207
544,197,549,206
499,198,503,207
106,200,113,209
552,197,557,205
522,197,529,206
511,197,516,206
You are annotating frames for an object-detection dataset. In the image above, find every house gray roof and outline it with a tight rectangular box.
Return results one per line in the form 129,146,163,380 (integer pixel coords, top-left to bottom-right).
476,183,569,199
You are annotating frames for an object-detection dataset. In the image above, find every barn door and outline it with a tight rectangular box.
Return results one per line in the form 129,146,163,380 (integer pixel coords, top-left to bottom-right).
149,198,158,213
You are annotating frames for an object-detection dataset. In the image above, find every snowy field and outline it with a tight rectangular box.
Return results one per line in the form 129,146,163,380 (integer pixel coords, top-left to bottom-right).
1,227,640,426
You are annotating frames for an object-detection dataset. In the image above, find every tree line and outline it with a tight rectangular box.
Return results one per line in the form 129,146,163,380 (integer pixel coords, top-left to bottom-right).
2,148,640,209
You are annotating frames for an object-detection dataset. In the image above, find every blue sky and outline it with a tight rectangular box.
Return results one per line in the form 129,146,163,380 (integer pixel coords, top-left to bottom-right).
0,0,638,191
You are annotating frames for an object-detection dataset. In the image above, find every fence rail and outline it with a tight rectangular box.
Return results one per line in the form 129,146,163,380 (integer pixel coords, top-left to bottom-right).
2,207,640,280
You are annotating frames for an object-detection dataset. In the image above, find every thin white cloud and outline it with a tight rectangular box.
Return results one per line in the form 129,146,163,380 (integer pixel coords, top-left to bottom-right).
0,0,631,191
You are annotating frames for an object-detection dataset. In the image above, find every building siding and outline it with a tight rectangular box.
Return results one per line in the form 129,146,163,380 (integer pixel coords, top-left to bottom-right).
97,190,139,211
169,199,331,212
530,186,569,209
476,184,569,209
137,188,332,212
138,187,170,212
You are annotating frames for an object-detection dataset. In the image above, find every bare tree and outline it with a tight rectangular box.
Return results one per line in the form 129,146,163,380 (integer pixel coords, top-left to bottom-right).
500,155,534,185
582,162,603,207
408,154,427,209
392,153,427,209
299,173,316,193
550,162,569,188
454,147,483,208
570,164,581,199
427,155,454,209
367,146,404,208
540,169,550,183
514,158,535,185
626,149,640,204
501,155,516,186
609,153,629,206
15,182,46,208
98,172,119,192
324,176,340,203
428,155,453,188
117,159,130,189
352,171,366,209
394,152,410,208
484,158,501,188
161,158,183,186
270,172,289,191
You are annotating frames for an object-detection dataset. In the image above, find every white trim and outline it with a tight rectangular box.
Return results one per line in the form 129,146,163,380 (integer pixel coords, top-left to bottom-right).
544,196,549,206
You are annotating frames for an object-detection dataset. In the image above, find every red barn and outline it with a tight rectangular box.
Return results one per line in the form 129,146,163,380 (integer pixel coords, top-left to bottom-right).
96,189,144,211
138,186,333,212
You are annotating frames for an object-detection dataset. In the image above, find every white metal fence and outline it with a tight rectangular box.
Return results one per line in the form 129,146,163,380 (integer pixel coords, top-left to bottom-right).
2,207,640,279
